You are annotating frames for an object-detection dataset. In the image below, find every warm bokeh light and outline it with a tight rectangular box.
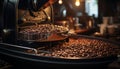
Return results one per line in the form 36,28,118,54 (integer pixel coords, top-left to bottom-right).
58,0,63,4
75,0,80,6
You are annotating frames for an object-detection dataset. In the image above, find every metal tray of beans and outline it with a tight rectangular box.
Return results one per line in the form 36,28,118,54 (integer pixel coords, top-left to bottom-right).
0,35,120,69
18,24,69,43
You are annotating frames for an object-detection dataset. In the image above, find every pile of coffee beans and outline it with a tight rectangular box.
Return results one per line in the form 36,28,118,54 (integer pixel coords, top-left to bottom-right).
19,24,68,41
27,37,120,59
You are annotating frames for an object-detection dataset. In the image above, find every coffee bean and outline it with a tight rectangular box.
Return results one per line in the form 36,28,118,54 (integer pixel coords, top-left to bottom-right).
26,37,120,59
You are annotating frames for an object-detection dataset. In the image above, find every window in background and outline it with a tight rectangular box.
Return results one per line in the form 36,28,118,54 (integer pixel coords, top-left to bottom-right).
85,0,98,18
63,9,67,17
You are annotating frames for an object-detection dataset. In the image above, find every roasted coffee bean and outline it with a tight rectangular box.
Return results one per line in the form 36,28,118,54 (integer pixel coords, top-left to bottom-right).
19,24,68,40
26,37,120,59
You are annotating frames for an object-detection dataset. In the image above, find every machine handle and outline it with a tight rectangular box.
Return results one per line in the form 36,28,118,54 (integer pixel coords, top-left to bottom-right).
0,43,38,54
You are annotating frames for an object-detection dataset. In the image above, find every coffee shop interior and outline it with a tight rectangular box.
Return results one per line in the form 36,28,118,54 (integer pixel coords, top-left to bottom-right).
53,0,120,39
0,0,120,69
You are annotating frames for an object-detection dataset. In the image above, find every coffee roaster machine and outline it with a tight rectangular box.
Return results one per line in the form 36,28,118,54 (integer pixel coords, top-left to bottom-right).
0,0,119,69
0,0,54,43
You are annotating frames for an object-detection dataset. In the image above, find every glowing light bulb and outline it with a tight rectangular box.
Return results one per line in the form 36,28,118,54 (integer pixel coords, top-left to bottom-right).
75,0,80,6
58,0,63,4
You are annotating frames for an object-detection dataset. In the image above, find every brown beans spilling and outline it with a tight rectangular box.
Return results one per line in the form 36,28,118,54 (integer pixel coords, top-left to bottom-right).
27,37,120,59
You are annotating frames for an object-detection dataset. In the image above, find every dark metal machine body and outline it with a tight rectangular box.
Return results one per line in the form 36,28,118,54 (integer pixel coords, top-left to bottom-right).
0,0,52,44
